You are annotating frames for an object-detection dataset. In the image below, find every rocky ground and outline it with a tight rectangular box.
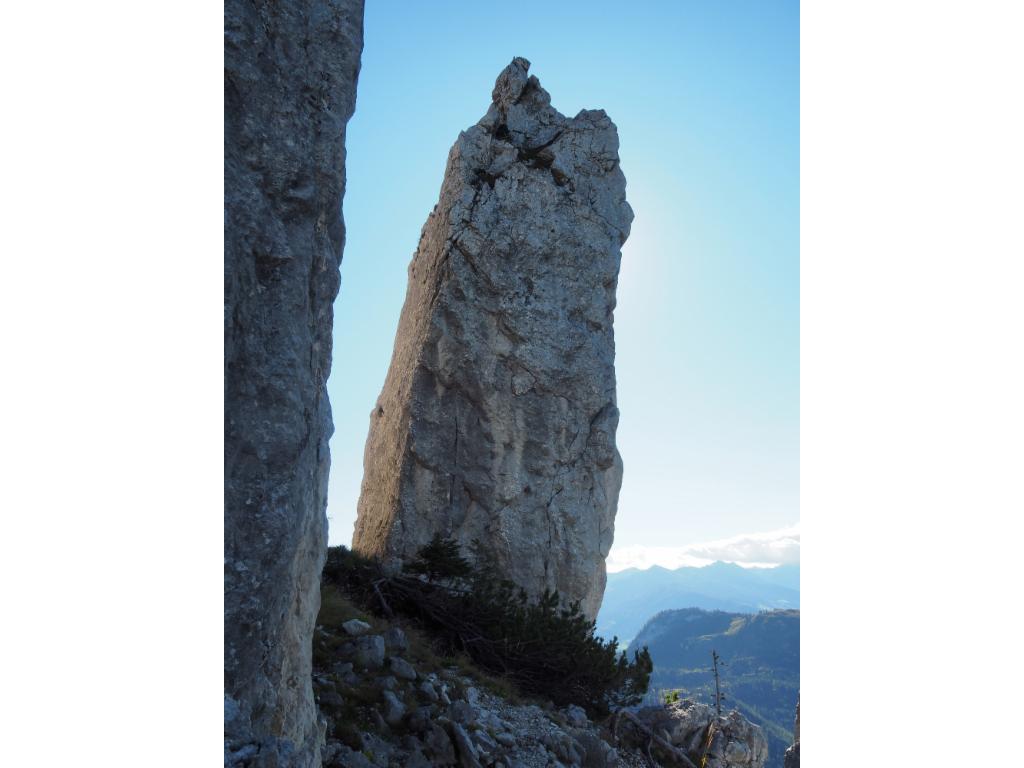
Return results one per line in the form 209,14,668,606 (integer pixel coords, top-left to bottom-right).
296,586,768,768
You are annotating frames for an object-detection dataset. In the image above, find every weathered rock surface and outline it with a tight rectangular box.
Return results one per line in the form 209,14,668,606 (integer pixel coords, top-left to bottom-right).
224,1,363,765
635,700,769,768
353,57,632,618
783,697,799,768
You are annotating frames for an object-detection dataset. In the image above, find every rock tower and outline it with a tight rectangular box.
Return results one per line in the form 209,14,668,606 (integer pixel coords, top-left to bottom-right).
224,1,363,765
353,58,632,619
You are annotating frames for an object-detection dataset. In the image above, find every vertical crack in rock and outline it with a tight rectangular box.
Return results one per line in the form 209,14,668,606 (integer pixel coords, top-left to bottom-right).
224,2,364,766
353,57,632,619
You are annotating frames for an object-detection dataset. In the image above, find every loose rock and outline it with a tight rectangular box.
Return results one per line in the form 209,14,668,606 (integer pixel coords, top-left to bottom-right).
354,635,386,670
343,619,372,637
450,722,484,768
388,656,417,681
384,626,408,653
381,690,406,726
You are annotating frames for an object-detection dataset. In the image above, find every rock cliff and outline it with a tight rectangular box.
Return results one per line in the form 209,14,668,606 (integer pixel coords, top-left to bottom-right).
783,698,799,768
224,1,363,765
353,57,632,619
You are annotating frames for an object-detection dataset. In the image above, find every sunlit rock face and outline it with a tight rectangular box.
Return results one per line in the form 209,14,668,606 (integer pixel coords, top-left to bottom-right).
353,58,632,620
223,1,363,765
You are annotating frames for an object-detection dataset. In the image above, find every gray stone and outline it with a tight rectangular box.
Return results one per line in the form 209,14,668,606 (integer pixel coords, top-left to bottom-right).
407,706,435,734
450,722,483,768
382,690,406,726
565,704,589,728
354,635,386,670
725,740,751,762
384,626,409,653
418,680,440,702
343,619,372,637
423,723,457,764
318,688,344,710
495,732,516,748
352,57,632,619
449,700,479,725
388,656,417,681
224,0,364,765
369,707,388,734
472,727,498,754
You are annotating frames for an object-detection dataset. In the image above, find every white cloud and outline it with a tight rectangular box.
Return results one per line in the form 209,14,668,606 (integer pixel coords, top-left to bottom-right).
606,524,800,573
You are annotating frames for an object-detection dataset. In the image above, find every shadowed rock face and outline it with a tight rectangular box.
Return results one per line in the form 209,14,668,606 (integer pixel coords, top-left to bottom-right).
783,698,800,768
224,1,363,765
353,58,632,619
637,700,769,768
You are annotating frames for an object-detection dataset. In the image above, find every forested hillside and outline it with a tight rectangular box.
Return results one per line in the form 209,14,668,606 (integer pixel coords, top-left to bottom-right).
597,562,799,645
632,608,799,768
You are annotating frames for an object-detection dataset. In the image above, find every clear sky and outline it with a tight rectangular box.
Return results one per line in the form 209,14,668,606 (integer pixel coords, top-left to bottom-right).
326,0,799,558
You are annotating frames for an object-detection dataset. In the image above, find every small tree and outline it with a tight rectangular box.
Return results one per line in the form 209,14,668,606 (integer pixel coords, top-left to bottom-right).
406,533,472,580
711,650,726,716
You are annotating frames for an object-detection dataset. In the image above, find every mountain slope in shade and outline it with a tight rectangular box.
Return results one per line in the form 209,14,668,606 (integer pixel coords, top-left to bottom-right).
632,607,799,768
595,561,799,644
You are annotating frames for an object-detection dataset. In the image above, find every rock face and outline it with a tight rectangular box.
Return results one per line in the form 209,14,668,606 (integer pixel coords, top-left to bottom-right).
783,697,800,768
353,58,632,618
636,700,769,768
224,1,363,766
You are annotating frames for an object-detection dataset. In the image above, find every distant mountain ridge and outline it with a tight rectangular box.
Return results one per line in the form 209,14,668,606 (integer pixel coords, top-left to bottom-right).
632,607,799,768
595,561,799,645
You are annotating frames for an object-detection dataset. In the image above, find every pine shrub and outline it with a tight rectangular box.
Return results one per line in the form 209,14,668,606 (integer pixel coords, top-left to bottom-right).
322,536,651,715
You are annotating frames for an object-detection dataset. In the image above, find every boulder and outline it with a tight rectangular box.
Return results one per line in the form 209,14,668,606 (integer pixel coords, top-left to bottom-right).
384,626,409,653
388,656,417,681
381,690,405,726
353,635,385,670
635,700,768,768
342,619,372,637
450,722,483,768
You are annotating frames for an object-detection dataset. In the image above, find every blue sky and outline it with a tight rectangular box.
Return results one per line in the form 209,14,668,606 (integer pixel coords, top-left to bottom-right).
326,0,799,558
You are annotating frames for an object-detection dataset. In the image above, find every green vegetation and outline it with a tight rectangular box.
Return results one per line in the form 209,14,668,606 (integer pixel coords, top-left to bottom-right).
322,536,652,715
